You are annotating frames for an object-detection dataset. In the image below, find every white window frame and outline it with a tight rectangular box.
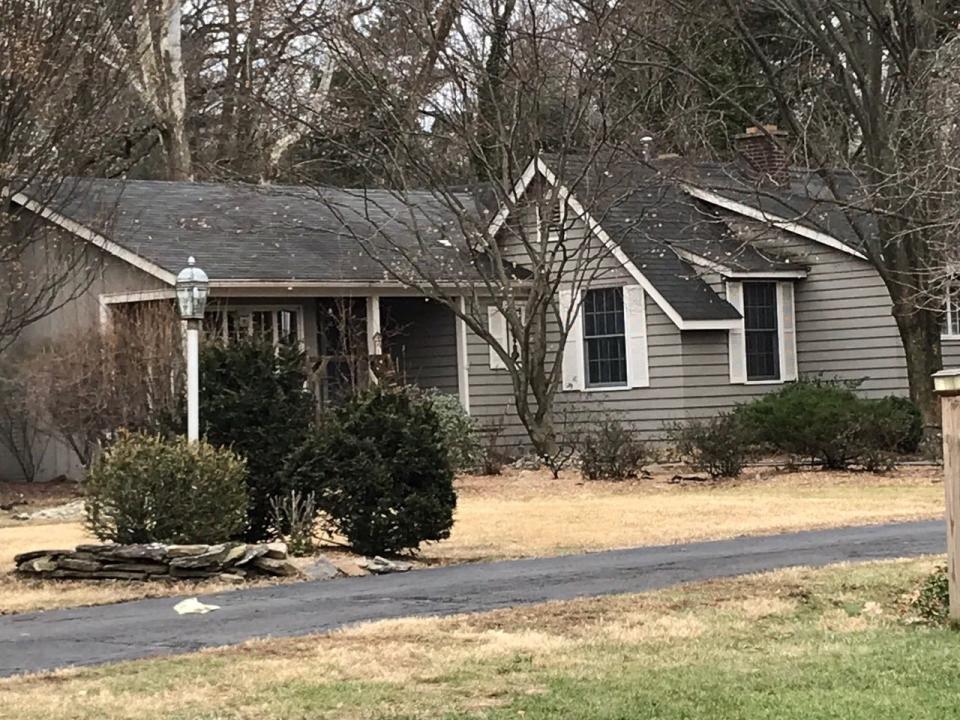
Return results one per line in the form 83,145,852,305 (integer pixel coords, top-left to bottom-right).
205,304,306,349
560,284,649,393
727,280,798,385
944,282,960,340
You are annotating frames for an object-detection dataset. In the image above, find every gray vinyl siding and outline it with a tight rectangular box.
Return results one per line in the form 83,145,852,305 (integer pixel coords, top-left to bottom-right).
943,340,960,368
748,230,908,398
384,298,459,395
467,211,914,451
676,230,910,421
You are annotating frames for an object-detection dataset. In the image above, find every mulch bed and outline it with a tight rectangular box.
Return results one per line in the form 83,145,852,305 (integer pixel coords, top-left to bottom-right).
0,479,82,511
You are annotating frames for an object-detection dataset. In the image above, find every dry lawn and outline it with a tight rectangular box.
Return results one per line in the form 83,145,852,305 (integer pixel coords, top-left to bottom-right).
0,464,944,615
0,558,949,720
423,464,945,562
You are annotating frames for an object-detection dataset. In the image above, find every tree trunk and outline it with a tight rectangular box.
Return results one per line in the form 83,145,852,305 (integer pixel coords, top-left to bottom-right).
891,299,943,444
160,123,192,181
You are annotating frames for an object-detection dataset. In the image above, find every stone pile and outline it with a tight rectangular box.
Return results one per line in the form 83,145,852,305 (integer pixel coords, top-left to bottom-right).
14,541,299,582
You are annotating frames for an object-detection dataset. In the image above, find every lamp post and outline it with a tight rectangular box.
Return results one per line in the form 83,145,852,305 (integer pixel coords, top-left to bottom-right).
933,367,960,623
175,257,209,443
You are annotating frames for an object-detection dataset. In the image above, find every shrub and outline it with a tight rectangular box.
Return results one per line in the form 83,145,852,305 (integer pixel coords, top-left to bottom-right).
668,412,753,478
420,389,482,473
734,380,922,471
912,565,949,625
579,417,648,481
735,379,863,469
285,385,456,555
867,396,923,455
194,338,314,541
85,432,248,544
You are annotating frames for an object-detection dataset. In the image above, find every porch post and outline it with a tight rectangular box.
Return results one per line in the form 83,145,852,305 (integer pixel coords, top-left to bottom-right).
366,295,381,384
934,368,960,624
456,296,471,413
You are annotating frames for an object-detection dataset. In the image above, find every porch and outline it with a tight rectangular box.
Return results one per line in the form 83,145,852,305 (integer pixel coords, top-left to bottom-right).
198,291,469,411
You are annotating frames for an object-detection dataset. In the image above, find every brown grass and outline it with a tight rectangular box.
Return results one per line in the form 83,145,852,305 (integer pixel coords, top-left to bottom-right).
422,464,944,562
0,464,944,615
0,558,939,720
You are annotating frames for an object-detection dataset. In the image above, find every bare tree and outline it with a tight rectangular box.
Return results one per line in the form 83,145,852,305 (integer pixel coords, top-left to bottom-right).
715,0,960,436
0,0,130,352
285,1,659,459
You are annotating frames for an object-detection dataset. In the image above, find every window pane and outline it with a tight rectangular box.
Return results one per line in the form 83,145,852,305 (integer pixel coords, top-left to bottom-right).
583,288,627,387
249,311,271,342
226,311,248,341
743,282,780,380
277,310,299,346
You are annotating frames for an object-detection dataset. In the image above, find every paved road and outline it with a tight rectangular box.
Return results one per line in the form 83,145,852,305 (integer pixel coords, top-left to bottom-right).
0,520,944,677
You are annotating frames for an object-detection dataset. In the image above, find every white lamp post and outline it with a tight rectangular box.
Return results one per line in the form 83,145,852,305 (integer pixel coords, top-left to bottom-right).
175,257,209,443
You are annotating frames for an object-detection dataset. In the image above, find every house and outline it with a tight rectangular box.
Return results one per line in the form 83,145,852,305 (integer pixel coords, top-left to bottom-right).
2,130,956,481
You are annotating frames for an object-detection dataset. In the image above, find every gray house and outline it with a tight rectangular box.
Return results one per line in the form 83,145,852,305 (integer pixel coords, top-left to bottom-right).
2,140,956,481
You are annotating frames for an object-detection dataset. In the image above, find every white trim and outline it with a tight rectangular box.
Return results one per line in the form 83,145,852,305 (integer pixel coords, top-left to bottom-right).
681,184,867,260
777,281,798,381
729,280,796,386
98,289,178,331
365,295,382,356
672,247,808,279
622,285,650,388
9,191,178,285
456,296,471,414
100,289,177,304
726,281,747,384
485,158,542,238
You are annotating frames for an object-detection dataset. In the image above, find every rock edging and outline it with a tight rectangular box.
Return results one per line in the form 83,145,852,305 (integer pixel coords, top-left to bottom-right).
14,541,298,582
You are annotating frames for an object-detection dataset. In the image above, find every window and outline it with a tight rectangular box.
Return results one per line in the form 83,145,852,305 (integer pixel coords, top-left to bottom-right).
583,287,627,387
945,283,960,337
204,306,302,347
743,282,780,381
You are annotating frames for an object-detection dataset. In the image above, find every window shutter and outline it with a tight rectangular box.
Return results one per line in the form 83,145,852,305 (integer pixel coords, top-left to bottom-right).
778,282,798,381
559,288,584,391
487,306,507,369
727,281,747,384
623,285,649,388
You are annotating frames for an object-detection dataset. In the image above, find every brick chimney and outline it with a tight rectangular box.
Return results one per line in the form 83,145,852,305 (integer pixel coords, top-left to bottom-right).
733,125,790,185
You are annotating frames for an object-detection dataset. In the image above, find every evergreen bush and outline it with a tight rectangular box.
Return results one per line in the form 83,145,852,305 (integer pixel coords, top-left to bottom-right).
85,432,248,544
195,338,314,540
285,385,456,555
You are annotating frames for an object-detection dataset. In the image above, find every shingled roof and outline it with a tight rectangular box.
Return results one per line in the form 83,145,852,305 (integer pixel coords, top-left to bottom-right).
14,178,498,285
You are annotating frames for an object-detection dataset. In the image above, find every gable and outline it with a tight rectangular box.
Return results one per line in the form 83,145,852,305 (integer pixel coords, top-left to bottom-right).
487,156,742,330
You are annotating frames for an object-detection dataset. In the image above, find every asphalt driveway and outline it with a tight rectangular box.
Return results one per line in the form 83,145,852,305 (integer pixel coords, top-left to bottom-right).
0,519,944,677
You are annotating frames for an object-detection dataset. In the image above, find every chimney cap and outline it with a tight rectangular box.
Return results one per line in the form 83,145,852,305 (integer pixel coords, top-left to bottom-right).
736,124,787,139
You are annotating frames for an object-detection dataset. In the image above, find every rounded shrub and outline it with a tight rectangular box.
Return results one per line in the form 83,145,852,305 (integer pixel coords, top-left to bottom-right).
85,432,248,544
285,385,456,556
